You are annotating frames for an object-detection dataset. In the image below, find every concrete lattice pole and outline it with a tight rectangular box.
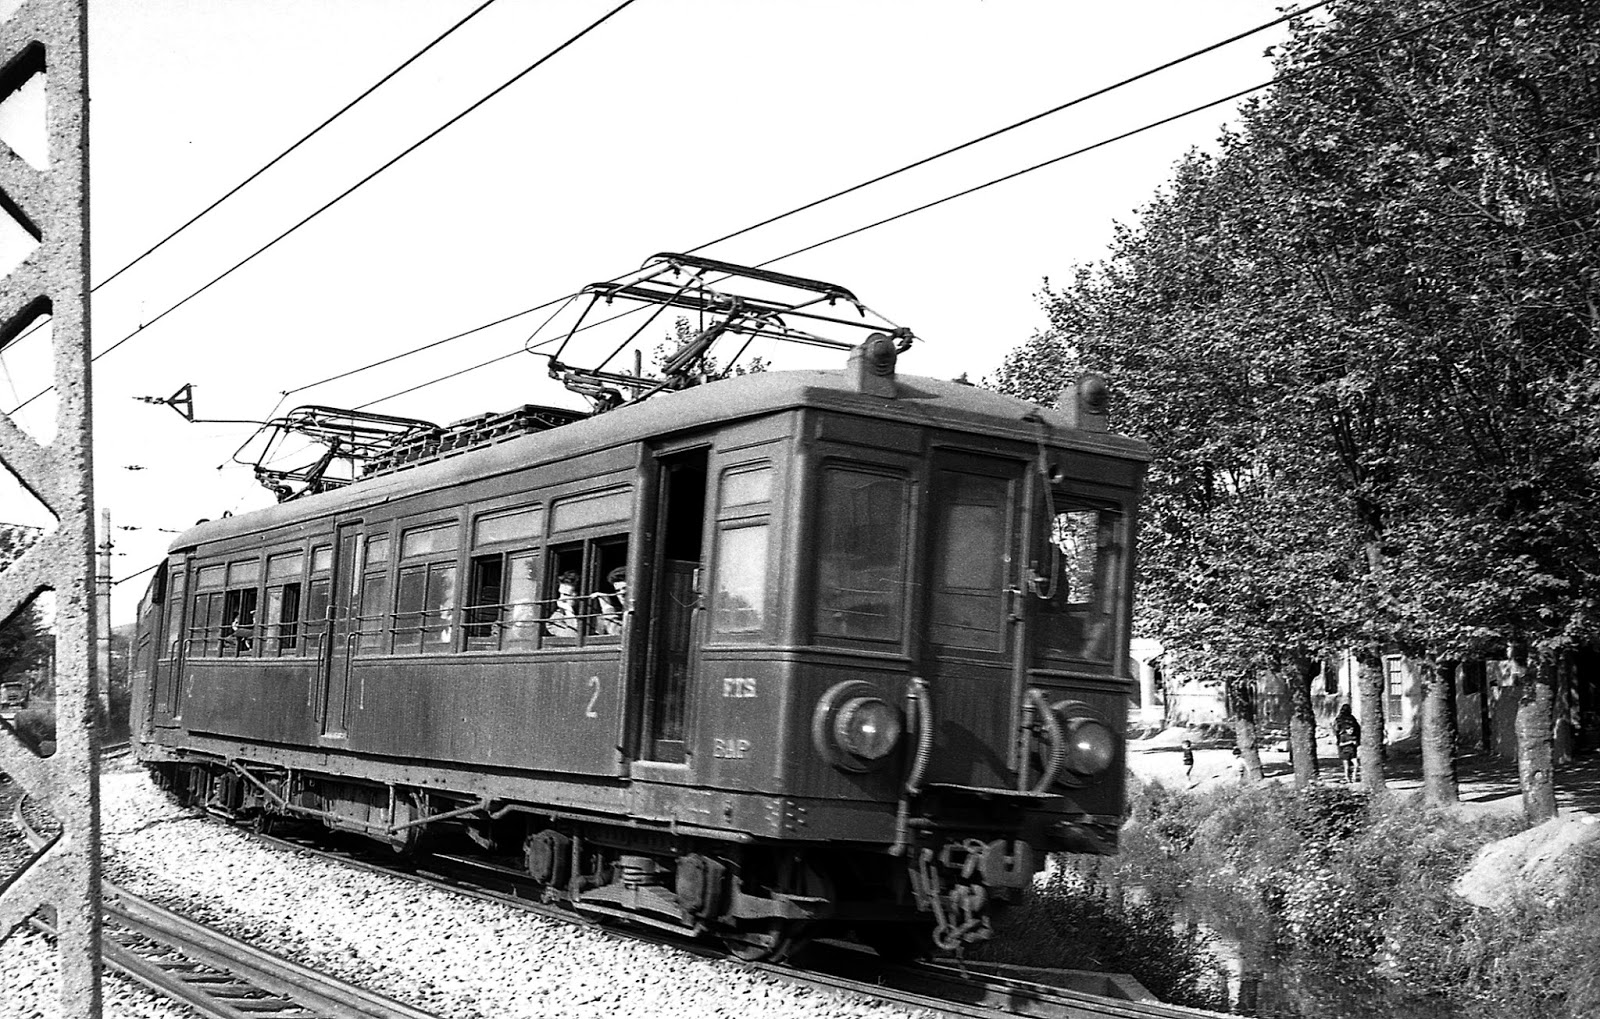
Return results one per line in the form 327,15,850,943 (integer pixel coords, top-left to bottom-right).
0,1,103,1015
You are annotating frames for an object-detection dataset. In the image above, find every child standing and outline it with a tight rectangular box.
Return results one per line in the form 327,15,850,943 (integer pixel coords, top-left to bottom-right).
1181,739,1195,782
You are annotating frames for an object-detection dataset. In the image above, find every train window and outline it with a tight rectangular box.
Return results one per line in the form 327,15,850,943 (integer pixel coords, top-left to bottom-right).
929,472,1009,651
196,564,224,591
465,554,504,647
1034,505,1123,662
394,562,456,653
813,467,908,642
304,578,331,649
711,523,768,634
312,545,333,573
465,549,542,651
266,552,301,581
474,505,544,547
366,533,390,565
191,590,222,656
551,487,631,532
228,558,261,586
265,582,301,655
359,571,389,653
544,539,627,642
401,521,459,559
720,466,771,508
221,586,259,657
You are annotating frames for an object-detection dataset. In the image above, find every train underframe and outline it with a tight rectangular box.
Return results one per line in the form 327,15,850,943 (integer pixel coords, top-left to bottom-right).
150,755,1049,961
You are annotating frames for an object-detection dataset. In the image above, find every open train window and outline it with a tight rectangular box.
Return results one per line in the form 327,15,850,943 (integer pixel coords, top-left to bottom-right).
544,538,628,643
543,488,632,646
1033,503,1123,663
464,504,544,652
813,466,908,643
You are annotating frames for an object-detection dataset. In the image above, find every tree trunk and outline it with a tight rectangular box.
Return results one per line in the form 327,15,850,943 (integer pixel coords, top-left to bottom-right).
1420,655,1459,805
1510,645,1557,823
1287,655,1319,786
1355,651,1387,792
1229,677,1264,783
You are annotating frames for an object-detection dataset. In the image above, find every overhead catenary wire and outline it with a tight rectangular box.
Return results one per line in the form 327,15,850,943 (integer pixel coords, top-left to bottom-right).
96,0,504,293
0,0,506,363
347,0,1518,412
253,0,1339,409
5,0,643,416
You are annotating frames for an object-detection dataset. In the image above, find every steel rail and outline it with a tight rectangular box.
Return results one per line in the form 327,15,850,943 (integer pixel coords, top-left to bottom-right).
241,819,1227,1019
13,798,447,1019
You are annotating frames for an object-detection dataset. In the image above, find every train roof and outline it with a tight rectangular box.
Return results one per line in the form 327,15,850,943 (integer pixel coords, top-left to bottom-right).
171,368,1150,552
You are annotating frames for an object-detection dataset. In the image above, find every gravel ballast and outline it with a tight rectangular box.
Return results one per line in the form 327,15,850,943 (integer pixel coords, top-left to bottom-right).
6,772,934,1019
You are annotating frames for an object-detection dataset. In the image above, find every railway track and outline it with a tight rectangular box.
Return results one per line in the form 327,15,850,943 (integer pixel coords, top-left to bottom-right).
14,799,446,1019
250,819,1227,1019
17,788,1226,1019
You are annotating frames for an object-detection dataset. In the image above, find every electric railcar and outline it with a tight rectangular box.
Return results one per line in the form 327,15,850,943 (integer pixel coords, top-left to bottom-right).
130,337,1148,959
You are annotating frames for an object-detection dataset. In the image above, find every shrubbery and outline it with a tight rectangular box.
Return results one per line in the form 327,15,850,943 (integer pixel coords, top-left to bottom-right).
1115,776,1599,1018
977,861,1226,1011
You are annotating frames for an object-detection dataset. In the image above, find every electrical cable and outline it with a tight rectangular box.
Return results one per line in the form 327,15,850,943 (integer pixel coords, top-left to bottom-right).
257,1,1337,406
5,0,643,415
683,0,1335,256
96,0,504,292
345,0,1517,411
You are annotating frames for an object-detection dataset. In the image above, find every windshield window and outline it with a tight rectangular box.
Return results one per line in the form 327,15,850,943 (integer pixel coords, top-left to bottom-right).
814,467,907,642
1034,503,1122,662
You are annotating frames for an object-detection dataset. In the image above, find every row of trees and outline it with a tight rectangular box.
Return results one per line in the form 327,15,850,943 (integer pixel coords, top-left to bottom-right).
994,0,1599,821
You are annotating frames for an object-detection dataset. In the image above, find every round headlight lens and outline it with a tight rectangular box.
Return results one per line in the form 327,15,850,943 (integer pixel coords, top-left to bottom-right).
834,696,903,761
1063,718,1117,776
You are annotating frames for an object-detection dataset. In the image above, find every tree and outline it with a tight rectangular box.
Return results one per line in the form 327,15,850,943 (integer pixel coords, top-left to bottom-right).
999,0,1599,819
0,603,52,693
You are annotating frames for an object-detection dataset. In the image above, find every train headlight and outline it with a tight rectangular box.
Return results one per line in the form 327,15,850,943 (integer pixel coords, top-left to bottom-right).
1062,717,1117,776
834,697,902,760
813,681,904,772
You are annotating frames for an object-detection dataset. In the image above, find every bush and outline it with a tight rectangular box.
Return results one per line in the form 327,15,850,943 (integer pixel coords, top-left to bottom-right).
9,706,55,754
978,861,1226,1011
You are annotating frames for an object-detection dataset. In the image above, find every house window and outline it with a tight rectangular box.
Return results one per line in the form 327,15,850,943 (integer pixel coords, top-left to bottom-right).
1385,657,1406,720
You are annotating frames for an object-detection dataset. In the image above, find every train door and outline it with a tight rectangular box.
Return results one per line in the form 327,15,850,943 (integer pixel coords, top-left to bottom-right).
637,448,708,763
163,556,194,723
919,451,1027,787
320,520,362,737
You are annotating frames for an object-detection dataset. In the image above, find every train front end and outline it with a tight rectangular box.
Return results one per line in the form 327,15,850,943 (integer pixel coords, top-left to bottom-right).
767,342,1148,954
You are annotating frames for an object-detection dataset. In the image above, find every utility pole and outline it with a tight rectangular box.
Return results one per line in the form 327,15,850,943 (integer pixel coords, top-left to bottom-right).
97,506,112,723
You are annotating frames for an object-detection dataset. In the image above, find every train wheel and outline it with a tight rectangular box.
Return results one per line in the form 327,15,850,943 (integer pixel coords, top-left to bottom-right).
250,811,278,837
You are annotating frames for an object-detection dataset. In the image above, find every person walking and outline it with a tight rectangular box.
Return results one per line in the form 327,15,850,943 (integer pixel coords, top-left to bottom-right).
1182,739,1196,783
1335,704,1361,783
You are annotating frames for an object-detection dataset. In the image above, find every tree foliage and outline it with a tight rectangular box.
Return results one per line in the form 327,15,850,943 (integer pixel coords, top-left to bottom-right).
994,0,1599,810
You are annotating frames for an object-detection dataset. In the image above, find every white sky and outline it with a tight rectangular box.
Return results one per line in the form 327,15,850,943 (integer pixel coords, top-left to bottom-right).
0,0,1299,620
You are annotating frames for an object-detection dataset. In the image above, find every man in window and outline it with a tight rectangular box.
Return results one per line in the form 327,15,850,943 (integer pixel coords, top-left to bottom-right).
594,566,628,635
546,571,583,638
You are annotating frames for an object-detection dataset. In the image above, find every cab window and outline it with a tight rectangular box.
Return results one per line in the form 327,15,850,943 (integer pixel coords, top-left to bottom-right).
813,466,908,643
1034,504,1123,662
